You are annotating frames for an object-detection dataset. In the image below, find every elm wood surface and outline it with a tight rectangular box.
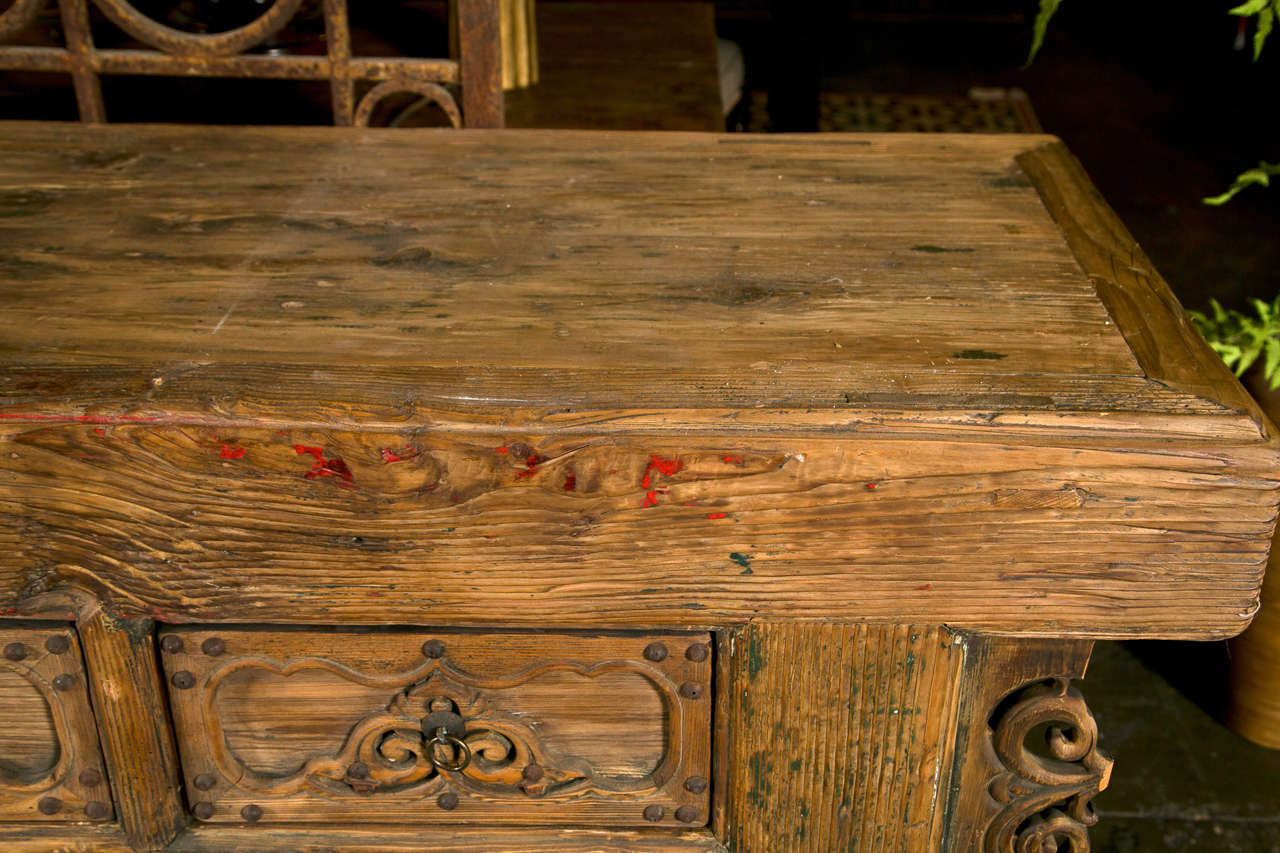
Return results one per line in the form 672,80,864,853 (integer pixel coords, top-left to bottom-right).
0,123,1273,852
157,628,712,825
0,123,1276,639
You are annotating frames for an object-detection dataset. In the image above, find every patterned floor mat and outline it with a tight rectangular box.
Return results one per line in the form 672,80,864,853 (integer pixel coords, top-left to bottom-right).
746,87,1042,133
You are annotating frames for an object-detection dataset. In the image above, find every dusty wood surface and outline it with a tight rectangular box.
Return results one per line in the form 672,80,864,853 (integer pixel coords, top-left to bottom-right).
504,2,721,131
0,823,133,852
159,627,711,825
0,123,1275,639
76,611,186,850
0,621,111,823
722,623,964,851
168,825,724,851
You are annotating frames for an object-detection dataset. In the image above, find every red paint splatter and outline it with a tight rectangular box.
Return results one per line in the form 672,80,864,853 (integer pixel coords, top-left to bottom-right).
866,482,877,491
219,444,246,459
294,444,354,485
380,446,422,463
93,428,106,436
563,473,577,491
641,455,683,490
917,584,932,591
643,491,660,507
515,452,548,479
706,512,728,520
450,492,462,503
495,446,510,454
723,455,743,465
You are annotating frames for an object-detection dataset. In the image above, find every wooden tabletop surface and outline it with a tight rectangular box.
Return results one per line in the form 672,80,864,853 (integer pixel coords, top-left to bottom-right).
0,122,1274,638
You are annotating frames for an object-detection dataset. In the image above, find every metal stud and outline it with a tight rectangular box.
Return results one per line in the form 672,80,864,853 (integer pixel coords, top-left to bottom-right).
685,643,709,662
171,671,196,690
193,773,216,791
521,764,544,782
643,642,668,662
201,637,226,656
37,796,62,815
3,642,26,662
241,804,263,822
192,801,214,820
52,674,76,692
44,635,71,655
643,804,664,822
684,775,709,794
85,801,111,821
79,768,103,787
160,635,184,654
347,762,370,780
422,639,446,659
679,681,704,700
675,805,699,823
437,792,459,810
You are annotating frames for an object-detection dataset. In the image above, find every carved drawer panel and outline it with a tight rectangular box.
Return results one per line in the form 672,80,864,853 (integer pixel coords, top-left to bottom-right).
160,627,712,827
0,622,113,823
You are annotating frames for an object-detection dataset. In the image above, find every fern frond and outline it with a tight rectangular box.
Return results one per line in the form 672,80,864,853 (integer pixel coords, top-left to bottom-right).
1203,161,1280,205
1026,0,1063,65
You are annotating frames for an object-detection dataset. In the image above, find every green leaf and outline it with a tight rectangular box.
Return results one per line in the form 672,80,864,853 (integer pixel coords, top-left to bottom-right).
1203,161,1280,205
1265,337,1280,388
1255,6,1275,60
1229,0,1268,15
1026,0,1063,65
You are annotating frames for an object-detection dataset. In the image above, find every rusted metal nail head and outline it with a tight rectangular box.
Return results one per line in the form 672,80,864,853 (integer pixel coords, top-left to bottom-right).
684,775,709,794
192,801,215,820
52,674,76,692
172,670,196,689
643,642,668,662
522,763,544,782
685,643,709,662
675,805,699,823
45,635,71,655
348,762,370,779
193,773,217,791
679,681,704,699
643,804,664,822
201,637,226,656
85,801,111,820
38,796,62,815
241,804,263,822
78,767,103,787
160,634,184,654
437,792,459,810
422,639,446,659
3,642,26,661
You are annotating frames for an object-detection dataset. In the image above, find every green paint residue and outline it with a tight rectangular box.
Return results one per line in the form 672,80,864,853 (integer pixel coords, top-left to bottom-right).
789,758,803,773
911,244,975,253
747,751,773,807
730,552,754,572
747,632,766,682
952,349,1008,360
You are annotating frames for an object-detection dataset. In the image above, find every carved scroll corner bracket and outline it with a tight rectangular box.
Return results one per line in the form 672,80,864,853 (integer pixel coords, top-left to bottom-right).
982,677,1114,853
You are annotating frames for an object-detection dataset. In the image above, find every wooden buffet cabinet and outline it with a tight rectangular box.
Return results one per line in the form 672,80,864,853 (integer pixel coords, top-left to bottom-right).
0,123,1275,852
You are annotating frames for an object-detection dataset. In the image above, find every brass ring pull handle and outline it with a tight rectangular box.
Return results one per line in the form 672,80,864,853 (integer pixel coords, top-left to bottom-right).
422,707,471,772
428,727,472,772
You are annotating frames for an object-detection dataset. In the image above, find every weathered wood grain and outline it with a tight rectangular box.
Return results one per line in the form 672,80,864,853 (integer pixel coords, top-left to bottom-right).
167,825,724,852
1,425,1273,637
722,623,964,852
158,627,711,826
76,610,186,851
0,124,1251,431
0,823,133,852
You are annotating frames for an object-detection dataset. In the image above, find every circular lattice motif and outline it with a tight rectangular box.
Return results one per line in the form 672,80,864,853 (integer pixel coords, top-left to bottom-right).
89,0,306,57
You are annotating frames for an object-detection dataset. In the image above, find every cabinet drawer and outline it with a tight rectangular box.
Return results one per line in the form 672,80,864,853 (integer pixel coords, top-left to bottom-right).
160,627,712,827
0,623,113,823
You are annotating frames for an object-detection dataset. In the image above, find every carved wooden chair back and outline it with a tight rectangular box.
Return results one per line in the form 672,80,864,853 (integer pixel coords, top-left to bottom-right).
0,0,503,126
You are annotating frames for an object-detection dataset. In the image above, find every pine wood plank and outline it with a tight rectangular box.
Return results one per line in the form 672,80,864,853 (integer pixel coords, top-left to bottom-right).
76,610,186,851
167,825,724,852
